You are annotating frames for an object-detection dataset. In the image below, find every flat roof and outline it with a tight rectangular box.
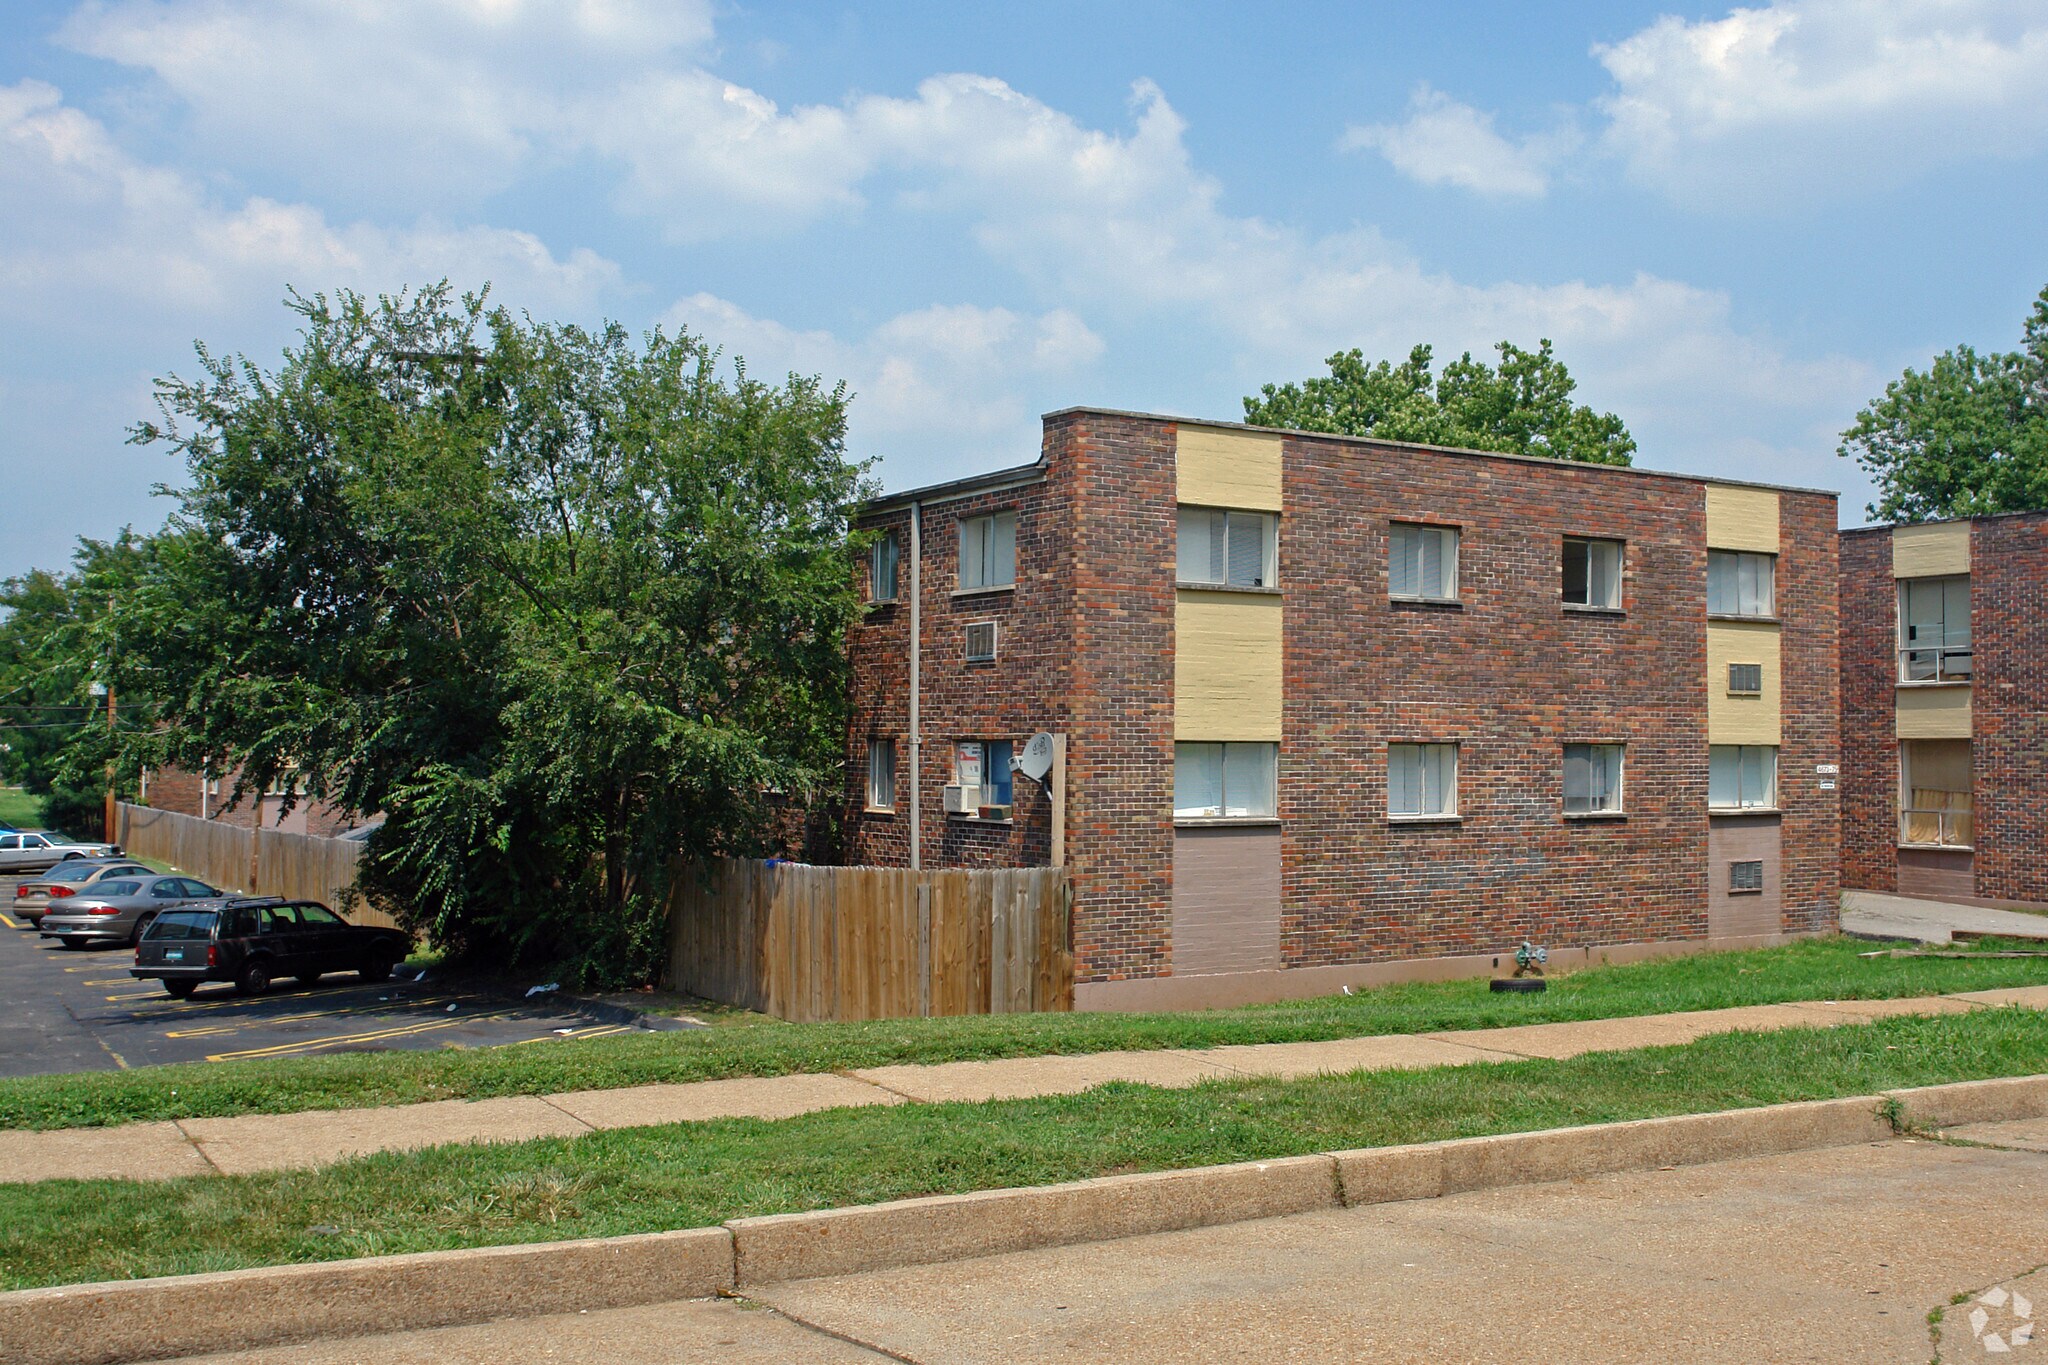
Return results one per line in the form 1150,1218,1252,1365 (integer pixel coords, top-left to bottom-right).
1842,507,2048,535
867,406,1839,507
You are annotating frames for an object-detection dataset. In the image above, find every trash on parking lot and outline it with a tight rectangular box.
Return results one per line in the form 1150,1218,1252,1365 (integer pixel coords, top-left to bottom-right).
526,981,561,998
445,1003,459,1012
553,1028,575,1036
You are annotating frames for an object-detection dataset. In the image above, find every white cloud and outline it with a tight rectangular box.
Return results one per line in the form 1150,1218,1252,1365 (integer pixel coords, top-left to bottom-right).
0,78,619,328
58,0,716,205
665,293,1104,470
1341,85,1573,197
1593,0,2048,201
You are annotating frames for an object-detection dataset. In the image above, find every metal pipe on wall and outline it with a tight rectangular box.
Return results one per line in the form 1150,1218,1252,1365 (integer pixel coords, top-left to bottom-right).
908,501,922,871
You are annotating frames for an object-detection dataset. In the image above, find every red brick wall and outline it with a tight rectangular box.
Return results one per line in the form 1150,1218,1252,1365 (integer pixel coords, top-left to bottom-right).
1281,437,1721,963
1837,529,1898,891
845,440,1080,878
1776,492,1842,932
1060,414,1177,982
1972,512,2048,903
143,763,363,839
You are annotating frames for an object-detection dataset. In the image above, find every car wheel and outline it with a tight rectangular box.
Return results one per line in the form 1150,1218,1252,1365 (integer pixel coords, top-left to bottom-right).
164,980,197,999
129,915,155,948
359,953,396,983
235,959,272,996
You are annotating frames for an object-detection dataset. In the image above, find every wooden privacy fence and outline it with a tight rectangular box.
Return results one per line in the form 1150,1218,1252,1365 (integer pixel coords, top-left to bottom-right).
115,803,395,929
665,859,1072,1022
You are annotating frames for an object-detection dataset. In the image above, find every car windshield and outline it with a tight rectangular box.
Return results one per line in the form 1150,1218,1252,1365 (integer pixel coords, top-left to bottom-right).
146,911,217,941
88,881,142,898
41,833,78,844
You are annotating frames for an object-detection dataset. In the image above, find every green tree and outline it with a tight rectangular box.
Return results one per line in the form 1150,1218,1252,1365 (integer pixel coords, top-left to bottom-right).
117,285,870,984
1838,284,2048,523
0,536,152,835
1243,339,1636,466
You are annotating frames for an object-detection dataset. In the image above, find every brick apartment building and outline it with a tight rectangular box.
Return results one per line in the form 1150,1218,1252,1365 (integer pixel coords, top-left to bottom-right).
141,763,364,839
847,408,1841,1010
1839,512,2048,908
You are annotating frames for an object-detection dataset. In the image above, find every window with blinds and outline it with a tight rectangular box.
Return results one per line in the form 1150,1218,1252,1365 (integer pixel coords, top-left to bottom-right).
1388,743,1457,819
1729,860,1764,893
1707,550,1775,617
1900,739,1972,848
868,532,899,603
1173,742,1278,819
958,512,1017,591
1563,537,1623,609
866,739,896,811
1728,662,1763,694
1176,507,1277,588
1390,523,1459,601
1709,745,1777,810
1564,743,1624,814
963,621,997,662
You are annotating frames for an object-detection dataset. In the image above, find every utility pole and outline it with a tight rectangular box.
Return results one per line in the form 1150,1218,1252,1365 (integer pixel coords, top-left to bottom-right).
103,681,116,844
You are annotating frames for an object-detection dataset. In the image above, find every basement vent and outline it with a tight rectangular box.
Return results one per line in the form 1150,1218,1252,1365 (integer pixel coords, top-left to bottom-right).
1728,663,1763,694
964,621,998,662
1729,859,1764,894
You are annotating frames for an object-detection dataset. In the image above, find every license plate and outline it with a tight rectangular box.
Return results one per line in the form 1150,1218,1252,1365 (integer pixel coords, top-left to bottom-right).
165,950,184,962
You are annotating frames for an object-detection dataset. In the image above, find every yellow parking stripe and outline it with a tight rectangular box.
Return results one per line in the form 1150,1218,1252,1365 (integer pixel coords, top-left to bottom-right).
205,1007,521,1062
0,913,18,929
166,996,460,1039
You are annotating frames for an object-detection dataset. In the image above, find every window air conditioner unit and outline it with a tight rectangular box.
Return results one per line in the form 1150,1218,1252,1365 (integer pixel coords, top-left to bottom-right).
944,783,981,815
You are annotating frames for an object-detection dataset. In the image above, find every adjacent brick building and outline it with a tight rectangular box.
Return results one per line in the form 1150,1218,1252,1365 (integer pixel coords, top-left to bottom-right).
141,763,364,839
1839,512,2048,908
848,409,1841,1009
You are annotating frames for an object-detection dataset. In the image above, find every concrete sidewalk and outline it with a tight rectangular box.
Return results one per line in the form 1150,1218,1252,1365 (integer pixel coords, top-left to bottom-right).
1841,889,2048,945
4,983,2046,1186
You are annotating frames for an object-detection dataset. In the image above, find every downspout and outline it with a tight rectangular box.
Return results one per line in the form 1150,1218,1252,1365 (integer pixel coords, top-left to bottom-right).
908,501,923,871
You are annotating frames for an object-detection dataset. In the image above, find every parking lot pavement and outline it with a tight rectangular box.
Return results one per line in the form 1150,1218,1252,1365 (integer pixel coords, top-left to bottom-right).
0,877,639,1077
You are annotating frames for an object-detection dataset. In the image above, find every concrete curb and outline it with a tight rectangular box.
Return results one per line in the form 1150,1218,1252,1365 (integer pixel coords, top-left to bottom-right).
6,1074,2046,1365
0,1226,733,1365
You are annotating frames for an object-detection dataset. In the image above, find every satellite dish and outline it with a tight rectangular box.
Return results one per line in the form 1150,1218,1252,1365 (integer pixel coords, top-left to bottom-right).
1016,732,1056,782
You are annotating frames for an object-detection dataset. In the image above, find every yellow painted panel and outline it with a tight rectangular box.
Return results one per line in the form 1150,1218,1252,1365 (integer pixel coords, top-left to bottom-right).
1896,686,1972,739
1177,425,1283,512
1704,484,1780,553
1175,590,1282,741
1892,522,1970,578
1707,620,1781,745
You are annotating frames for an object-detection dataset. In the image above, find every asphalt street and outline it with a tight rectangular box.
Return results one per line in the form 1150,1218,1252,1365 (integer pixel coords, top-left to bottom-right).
0,874,640,1076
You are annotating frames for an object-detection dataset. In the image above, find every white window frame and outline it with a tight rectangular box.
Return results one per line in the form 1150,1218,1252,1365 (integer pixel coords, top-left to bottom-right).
868,532,899,604
865,739,896,812
953,739,1014,812
1708,744,1778,811
957,512,1017,592
1387,743,1458,820
1389,523,1460,602
1562,536,1623,610
963,621,998,663
1707,550,1775,618
1563,743,1625,816
1173,742,1279,820
1177,506,1278,589
1897,574,1972,682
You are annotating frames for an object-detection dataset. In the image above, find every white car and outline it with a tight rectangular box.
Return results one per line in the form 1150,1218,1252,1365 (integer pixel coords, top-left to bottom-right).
0,830,124,874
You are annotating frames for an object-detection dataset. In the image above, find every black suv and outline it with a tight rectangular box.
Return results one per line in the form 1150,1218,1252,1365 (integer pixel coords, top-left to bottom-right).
132,897,411,998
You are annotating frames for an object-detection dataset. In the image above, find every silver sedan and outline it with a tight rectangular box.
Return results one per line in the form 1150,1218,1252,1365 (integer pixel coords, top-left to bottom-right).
40,875,225,948
12,860,155,925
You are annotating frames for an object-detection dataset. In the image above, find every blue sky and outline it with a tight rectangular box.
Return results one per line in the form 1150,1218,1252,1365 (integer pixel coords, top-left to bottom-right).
4,1,2047,578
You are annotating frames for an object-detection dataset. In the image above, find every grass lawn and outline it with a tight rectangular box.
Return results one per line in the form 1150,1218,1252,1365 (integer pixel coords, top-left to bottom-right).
0,787,43,829
1,1009,2043,1291
2,936,2043,1131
